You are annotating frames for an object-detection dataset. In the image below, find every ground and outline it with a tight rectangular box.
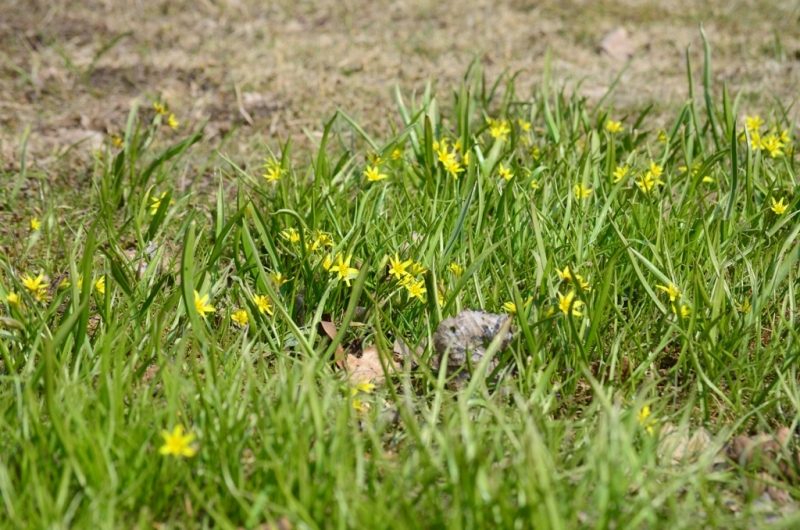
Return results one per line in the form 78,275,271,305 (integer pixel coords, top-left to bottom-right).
2,0,799,162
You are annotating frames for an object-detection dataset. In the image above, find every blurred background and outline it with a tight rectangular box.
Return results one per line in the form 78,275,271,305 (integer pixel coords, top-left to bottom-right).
1,0,799,162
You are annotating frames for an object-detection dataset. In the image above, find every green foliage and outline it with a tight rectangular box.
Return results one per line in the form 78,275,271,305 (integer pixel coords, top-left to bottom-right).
1,57,799,527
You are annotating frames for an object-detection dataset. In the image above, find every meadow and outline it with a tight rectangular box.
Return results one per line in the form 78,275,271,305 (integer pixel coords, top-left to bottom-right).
2,10,800,528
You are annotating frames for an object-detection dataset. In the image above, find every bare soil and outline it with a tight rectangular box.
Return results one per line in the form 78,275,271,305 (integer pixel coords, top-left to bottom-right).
1,0,799,163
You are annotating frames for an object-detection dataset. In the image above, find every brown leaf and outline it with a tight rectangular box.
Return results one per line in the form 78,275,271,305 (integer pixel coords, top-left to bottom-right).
318,320,346,368
345,345,395,384
318,320,337,340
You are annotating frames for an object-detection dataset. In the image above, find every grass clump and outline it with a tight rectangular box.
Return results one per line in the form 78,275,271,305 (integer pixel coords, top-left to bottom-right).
1,53,800,528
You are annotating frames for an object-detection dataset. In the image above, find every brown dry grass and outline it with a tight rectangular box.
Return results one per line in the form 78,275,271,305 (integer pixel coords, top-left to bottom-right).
1,0,799,164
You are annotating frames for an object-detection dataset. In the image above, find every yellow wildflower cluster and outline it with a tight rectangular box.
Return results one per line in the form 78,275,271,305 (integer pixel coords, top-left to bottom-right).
743,115,791,158
557,266,591,292
486,117,511,141
635,162,664,194
387,253,427,302
656,282,692,319
433,138,469,179
638,406,656,435
21,273,49,303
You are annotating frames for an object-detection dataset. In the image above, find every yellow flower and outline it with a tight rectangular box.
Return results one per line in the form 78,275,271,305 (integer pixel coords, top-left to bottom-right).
270,271,289,287
111,135,124,148
21,273,48,294
557,267,589,290
153,102,168,115
231,309,249,327
779,129,791,144
364,165,388,182
557,291,584,316
322,254,334,271
637,406,656,435
448,262,464,277
574,184,592,199
672,303,690,318
159,425,197,458
367,152,382,165
410,262,426,276
94,276,106,295
557,266,574,281
405,279,426,302
613,165,629,183
761,134,784,158
656,283,681,302
606,120,623,134
498,163,513,181
635,171,664,193
530,146,541,160
438,290,446,307
32,288,49,303
518,119,531,132
770,196,788,215
149,192,170,216
530,179,540,190
262,158,283,182
656,130,667,143
167,114,179,130
352,397,368,413
391,148,403,160
443,156,464,178
745,115,764,133
253,294,274,316
749,131,761,151
351,381,375,396
331,255,359,286
312,231,334,249
388,254,412,280
649,162,663,178
735,299,751,313
502,301,518,313
5,292,21,306
487,118,511,141
435,139,451,163
30,218,41,231
193,290,215,318
281,228,300,244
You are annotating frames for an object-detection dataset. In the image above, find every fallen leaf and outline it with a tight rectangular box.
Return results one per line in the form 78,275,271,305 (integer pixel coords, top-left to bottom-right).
345,345,395,384
318,320,346,368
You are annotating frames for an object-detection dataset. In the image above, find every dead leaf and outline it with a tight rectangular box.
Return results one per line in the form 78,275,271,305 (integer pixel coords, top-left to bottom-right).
598,27,634,62
318,320,337,340
345,345,395,384
318,320,346,368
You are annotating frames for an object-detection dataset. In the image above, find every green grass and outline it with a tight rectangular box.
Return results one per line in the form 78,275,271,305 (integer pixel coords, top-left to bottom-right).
1,52,800,528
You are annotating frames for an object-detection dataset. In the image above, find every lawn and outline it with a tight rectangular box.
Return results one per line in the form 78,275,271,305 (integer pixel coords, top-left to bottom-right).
2,2,800,529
